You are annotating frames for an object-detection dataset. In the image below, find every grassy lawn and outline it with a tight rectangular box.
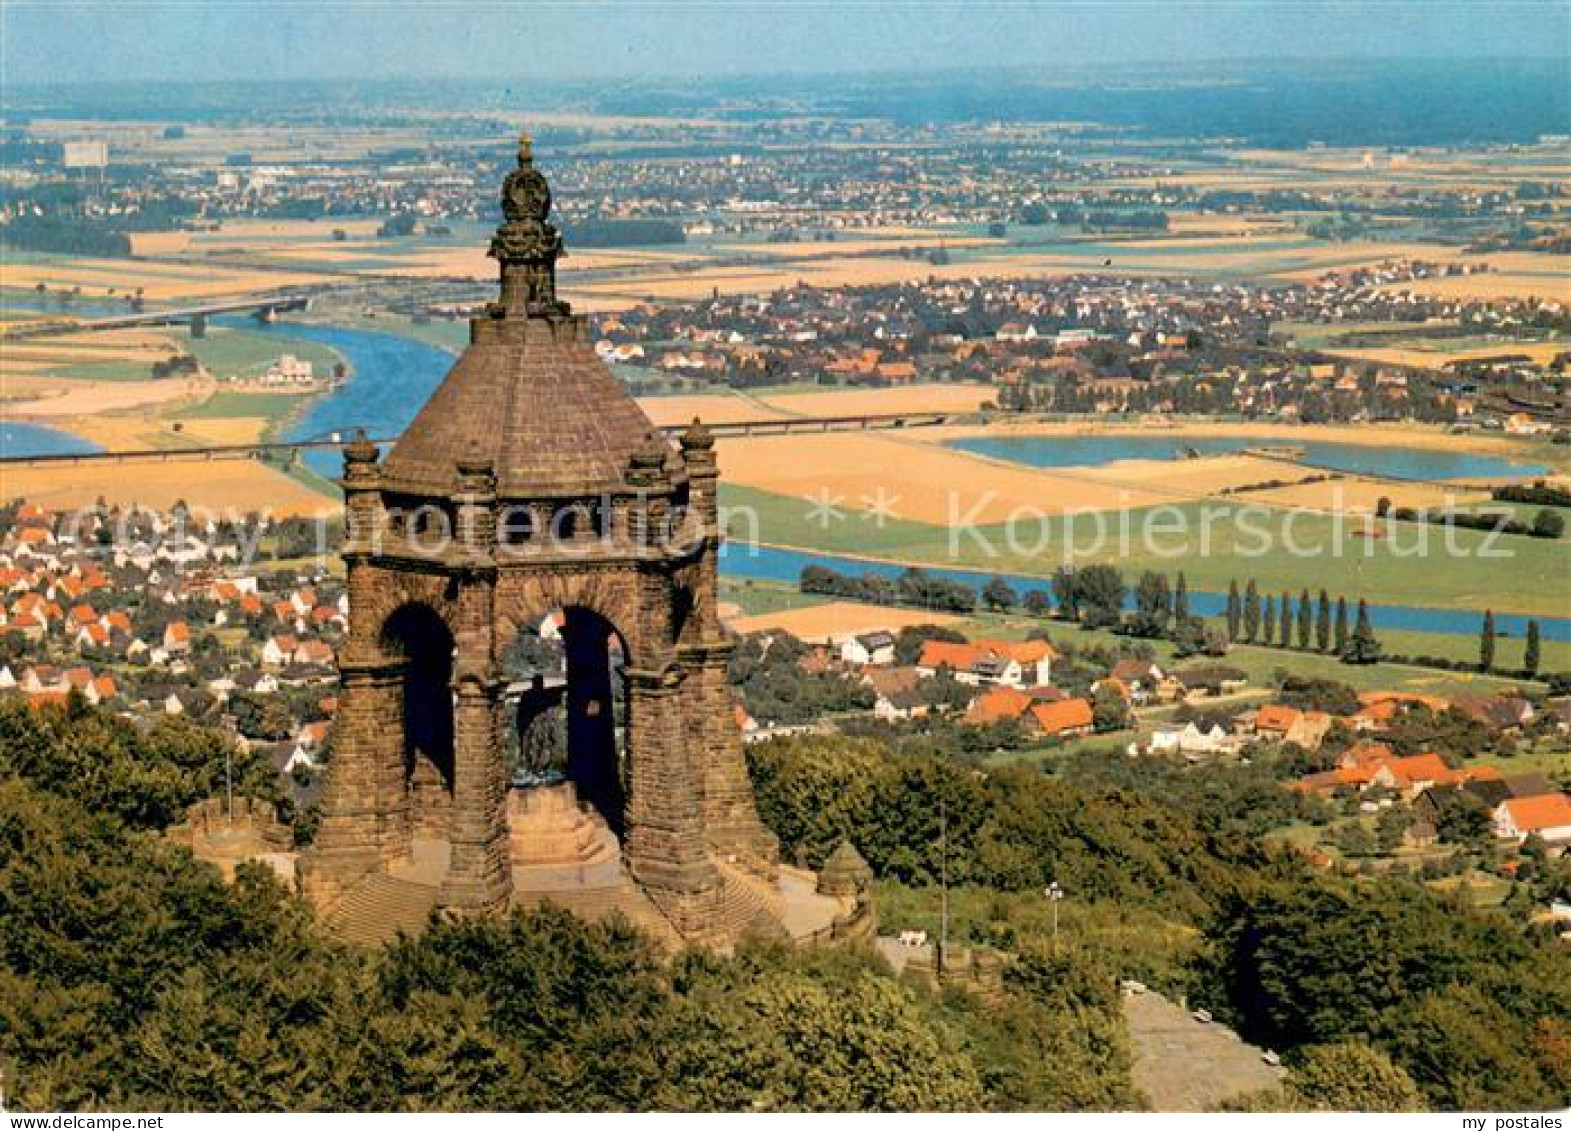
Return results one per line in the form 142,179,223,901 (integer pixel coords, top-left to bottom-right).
180,325,345,383
43,359,160,382
172,392,306,420
1471,737,1571,785
827,601,1552,698
718,576,830,617
719,482,1571,618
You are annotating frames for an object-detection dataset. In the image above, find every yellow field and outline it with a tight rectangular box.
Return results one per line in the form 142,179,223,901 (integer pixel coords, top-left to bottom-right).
711,417,1557,525
1,373,209,416
0,456,333,516
725,599,961,641
757,383,994,417
715,431,1174,524
1242,477,1482,514
716,236,1004,259
1,258,332,301
636,393,781,426
1322,341,1569,370
931,418,1560,464
1085,454,1300,496
1377,274,1569,303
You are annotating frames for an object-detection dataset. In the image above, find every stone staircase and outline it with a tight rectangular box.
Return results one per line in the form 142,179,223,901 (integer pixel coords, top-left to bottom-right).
513,874,684,948
324,872,441,946
712,859,790,944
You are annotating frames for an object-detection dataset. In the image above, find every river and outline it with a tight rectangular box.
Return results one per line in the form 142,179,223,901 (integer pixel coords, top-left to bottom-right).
6,316,1565,641
718,541,1571,642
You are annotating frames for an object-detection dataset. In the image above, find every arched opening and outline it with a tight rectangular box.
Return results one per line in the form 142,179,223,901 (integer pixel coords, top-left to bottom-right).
501,606,629,838
380,603,455,840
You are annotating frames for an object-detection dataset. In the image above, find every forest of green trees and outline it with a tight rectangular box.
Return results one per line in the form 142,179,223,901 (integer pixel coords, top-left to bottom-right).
1,700,1567,1111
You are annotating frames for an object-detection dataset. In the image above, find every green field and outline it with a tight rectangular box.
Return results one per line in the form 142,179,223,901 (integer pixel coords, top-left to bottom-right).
719,483,1571,619
171,391,306,419
719,576,1558,698
180,325,345,383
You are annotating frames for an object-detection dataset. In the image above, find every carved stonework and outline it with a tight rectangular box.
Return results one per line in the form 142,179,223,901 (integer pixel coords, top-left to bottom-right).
301,136,782,947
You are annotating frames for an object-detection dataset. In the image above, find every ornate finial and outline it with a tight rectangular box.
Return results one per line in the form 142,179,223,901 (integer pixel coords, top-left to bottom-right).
679,416,715,452
490,130,567,318
630,430,668,471
344,427,379,466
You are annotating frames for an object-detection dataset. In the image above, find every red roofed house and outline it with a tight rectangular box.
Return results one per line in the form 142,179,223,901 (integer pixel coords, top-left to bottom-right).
1026,697,1094,739
1253,703,1301,738
916,638,1054,688
163,621,192,654
1494,793,1571,845
965,684,1034,725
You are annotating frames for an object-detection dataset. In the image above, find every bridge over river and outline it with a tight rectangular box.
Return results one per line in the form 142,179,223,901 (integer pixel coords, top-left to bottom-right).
0,410,965,469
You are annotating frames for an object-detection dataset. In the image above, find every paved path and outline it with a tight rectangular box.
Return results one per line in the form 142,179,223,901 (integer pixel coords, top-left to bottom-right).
1124,989,1285,1111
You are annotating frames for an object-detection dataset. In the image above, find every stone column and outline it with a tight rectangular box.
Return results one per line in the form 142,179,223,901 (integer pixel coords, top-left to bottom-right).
438,538,510,913
301,653,409,905
685,641,779,878
623,661,719,932
440,668,510,914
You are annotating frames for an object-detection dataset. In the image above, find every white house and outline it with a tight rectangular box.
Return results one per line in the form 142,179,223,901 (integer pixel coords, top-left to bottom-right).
1494,793,1571,845
840,631,896,667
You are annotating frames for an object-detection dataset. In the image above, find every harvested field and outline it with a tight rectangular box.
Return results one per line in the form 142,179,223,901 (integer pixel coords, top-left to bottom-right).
635,393,781,426
1,258,333,301
725,599,961,641
1379,273,1569,302
171,416,273,447
1322,341,1570,370
757,383,994,417
0,456,333,516
927,418,1563,467
0,373,210,416
715,236,1003,258
1240,477,1481,514
1082,454,1294,496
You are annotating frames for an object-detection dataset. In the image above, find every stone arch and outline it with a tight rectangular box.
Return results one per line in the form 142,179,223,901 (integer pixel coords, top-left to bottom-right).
378,601,457,839
492,567,649,671
500,600,634,835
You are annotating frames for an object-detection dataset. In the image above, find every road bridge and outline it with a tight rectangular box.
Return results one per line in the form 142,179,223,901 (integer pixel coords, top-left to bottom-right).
0,411,973,469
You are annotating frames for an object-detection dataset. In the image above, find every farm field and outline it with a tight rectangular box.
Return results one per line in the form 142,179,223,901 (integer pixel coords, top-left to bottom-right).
754,383,995,417
725,600,963,641
724,576,1563,695
0,256,333,301
0,454,334,516
635,392,784,426
717,481,1571,618
0,323,345,453
708,419,1539,529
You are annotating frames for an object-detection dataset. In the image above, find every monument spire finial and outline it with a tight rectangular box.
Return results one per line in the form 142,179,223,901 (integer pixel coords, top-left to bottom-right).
489,130,566,318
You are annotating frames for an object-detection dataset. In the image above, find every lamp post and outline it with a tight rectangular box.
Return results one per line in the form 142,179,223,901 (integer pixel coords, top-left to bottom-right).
939,798,949,962
1046,881,1063,949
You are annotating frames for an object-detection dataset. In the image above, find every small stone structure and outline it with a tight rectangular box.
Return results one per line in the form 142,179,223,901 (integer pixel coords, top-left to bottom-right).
302,135,788,948
168,796,294,882
816,839,874,897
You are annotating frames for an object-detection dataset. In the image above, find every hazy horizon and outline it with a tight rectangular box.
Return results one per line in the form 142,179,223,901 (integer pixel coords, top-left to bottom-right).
5,1,1568,88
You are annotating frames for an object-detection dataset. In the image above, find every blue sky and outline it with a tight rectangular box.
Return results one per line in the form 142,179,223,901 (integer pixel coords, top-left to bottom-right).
4,2,1567,85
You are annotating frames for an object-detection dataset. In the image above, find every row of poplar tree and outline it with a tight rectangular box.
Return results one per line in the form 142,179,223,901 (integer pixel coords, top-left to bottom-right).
1224,580,1383,664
